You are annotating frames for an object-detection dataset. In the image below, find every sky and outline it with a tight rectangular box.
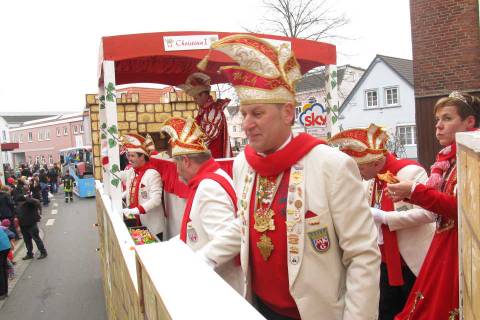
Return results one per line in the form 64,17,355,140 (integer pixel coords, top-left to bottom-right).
0,0,412,113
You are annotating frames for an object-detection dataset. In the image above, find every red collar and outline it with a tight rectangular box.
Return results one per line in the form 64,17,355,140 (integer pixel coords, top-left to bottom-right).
133,161,151,175
187,158,220,190
245,133,325,176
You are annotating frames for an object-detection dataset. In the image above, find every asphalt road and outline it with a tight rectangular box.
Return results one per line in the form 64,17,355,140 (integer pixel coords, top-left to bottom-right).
0,192,106,320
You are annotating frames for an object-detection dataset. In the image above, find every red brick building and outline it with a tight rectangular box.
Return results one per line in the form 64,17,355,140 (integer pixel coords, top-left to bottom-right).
9,113,86,167
411,0,480,167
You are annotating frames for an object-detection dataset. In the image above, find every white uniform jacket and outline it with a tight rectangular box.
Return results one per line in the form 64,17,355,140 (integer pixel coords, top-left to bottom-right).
200,144,381,320
122,167,166,237
367,165,436,276
185,168,243,293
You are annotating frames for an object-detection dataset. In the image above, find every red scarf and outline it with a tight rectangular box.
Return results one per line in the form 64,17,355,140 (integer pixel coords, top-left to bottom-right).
426,143,456,191
245,133,325,176
377,153,419,286
129,162,152,211
179,159,221,242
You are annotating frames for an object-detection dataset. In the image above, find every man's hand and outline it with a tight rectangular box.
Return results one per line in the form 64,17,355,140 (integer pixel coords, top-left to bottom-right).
122,207,140,219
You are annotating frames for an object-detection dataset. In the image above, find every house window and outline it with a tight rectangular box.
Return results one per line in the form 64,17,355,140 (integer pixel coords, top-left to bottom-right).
35,156,40,164
385,87,399,106
243,138,248,144
1,130,5,142
19,133,23,143
45,130,51,140
56,128,61,136
38,131,43,141
80,125,84,133
64,127,68,135
28,132,33,142
365,90,378,108
73,125,78,134
397,125,417,145
49,154,53,165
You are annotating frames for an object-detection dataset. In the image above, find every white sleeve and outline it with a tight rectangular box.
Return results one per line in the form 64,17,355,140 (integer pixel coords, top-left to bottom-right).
196,180,241,267
328,155,380,320
386,165,436,231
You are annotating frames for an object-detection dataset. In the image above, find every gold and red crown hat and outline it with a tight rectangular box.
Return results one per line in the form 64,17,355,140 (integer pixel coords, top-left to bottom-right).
120,132,155,156
198,34,302,105
178,72,211,98
161,117,208,157
328,124,389,164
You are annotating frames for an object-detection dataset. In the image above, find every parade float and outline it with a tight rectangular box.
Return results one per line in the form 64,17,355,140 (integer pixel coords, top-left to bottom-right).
457,131,480,319
92,31,339,319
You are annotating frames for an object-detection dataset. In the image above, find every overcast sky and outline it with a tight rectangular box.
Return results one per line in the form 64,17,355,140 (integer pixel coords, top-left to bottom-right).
0,0,412,113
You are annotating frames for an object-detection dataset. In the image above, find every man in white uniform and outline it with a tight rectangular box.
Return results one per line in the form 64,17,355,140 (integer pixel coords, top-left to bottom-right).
162,117,243,293
197,34,380,320
329,125,435,320
120,133,166,240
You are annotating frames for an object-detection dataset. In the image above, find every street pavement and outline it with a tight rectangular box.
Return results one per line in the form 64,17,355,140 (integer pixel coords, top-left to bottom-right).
0,192,106,319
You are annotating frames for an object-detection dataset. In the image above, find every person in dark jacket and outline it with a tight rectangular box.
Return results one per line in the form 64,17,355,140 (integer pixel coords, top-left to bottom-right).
0,186,17,238
47,166,59,194
16,196,47,260
29,175,42,201
38,169,50,206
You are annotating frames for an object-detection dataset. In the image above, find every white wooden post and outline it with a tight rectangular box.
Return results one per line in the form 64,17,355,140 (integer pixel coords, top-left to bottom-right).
98,85,110,196
325,64,340,137
102,61,123,215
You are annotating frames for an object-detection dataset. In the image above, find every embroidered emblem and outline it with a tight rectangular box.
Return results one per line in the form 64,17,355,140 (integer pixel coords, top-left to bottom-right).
308,227,330,253
289,255,299,265
141,190,148,199
288,234,299,244
291,171,303,185
289,245,299,254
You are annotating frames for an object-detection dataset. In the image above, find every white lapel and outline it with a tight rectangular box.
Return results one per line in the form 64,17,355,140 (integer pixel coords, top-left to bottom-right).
286,158,306,287
238,165,255,276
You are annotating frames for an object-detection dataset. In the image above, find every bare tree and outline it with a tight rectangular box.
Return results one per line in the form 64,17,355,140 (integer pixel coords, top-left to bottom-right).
247,0,349,40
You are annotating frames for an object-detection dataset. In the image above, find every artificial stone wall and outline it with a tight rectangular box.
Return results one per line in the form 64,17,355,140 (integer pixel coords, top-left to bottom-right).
86,91,214,180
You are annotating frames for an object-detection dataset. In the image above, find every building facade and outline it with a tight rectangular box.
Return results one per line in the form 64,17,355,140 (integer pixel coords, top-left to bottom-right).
338,55,417,159
9,113,86,167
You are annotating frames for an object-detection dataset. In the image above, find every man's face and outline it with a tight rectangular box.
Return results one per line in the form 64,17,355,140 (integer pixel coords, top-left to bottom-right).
435,105,475,146
194,91,210,107
174,156,192,183
240,103,294,154
127,152,146,168
357,159,383,180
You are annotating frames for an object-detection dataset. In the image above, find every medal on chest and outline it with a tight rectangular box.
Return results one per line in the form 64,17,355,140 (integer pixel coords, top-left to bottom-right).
253,174,281,261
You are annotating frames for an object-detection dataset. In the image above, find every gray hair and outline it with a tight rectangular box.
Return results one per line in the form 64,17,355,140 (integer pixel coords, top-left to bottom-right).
173,151,212,164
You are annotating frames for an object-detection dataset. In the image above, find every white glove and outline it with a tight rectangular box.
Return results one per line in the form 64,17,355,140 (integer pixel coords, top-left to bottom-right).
370,208,387,245
122,207,140,219
370,207,388,225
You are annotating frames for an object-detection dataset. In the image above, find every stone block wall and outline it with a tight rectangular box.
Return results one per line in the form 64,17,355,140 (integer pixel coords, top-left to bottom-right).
85,91,214,180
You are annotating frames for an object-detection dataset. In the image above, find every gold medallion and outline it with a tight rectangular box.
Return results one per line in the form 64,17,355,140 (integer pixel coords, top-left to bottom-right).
254,208,275,232
257,234,274,261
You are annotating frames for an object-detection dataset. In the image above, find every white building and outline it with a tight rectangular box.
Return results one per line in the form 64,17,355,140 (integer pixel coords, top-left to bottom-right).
338,55,417,159
225,105,247,156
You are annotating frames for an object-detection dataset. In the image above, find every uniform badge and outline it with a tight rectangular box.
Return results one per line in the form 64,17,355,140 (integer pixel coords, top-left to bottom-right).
291,172,303,185
288,234,299,245
289,255,299,265
289,246,299,254
307,227,330,253
187,226,198,242
141,190,148,199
